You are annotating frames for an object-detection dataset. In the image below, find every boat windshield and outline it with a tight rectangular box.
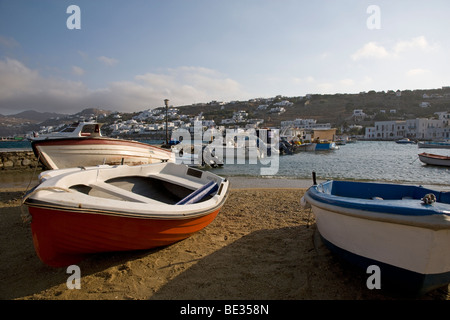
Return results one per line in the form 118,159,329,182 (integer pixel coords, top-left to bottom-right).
81,124,98,134
60,125,78,133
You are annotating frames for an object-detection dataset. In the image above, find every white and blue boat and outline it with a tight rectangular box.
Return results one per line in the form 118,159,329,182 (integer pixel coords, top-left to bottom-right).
395,138,416,144
302,180,450,295
418,140,450,149
314,141,338,151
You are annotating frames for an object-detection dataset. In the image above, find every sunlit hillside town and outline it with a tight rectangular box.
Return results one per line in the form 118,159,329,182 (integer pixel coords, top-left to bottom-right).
29,106,450,144
18,87,450,145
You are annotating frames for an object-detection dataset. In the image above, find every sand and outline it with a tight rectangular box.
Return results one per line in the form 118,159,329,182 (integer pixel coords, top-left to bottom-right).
0,174,449,301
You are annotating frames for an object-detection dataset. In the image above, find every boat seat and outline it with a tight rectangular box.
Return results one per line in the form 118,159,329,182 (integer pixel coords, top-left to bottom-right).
89,182,166,204
176,180,218,205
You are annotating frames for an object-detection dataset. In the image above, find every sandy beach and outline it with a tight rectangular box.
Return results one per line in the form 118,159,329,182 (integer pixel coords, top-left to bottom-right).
0,172,449,301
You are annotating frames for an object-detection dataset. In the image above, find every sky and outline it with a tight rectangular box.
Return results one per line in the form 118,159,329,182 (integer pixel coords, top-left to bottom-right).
0,0,449,115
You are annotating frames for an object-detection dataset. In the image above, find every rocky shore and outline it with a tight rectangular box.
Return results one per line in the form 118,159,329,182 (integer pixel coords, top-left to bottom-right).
0,149,43,171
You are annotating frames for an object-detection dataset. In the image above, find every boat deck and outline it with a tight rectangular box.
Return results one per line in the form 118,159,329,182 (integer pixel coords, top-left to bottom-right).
70,176,191,205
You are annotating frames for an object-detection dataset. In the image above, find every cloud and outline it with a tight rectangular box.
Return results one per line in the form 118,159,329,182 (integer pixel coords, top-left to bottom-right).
78,50,89,60
292,76,315,84
351,36,436,61
351,42,390,61
98,56,119,66
0,58,250,114
107,67,250,108
339,79,355,87
72,66,85,76
393,36,435,55
406,68,430,76
0,35,19,48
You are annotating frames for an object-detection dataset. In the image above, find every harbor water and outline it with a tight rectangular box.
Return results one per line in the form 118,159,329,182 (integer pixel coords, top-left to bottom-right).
206,141,450,188
1,140,449,189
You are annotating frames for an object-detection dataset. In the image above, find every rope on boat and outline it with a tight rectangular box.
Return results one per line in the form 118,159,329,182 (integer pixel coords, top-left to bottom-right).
21,152,43,223
24,152,41,196
421,193,436,205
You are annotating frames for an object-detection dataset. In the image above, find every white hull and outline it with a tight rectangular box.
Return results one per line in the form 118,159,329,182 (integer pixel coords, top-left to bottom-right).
29,162,229,217
419,153,450,167
418,142,450,149
33,138,175,170
311,204,450,277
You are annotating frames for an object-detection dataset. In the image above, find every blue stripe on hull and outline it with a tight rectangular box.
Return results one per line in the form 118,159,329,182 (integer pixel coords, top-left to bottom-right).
320,235,450,296
315,143,334,150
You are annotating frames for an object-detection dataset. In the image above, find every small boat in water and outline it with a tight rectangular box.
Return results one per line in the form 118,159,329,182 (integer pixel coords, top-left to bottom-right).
30,121,175,169
395,138,416,144
418,152,450,167
22,162,230,267
302,179,450,295
418,140,450,149
314,140,338,151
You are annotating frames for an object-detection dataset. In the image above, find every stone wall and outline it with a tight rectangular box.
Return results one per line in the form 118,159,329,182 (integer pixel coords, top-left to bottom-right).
0,150,43,170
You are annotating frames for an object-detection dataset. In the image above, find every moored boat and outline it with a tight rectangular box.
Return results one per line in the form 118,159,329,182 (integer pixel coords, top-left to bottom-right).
418,140,450,149
30,121,175,169
22,162,230,267
418,152,450,167
302,180,450,295
314,140,338,150
395,138,416,144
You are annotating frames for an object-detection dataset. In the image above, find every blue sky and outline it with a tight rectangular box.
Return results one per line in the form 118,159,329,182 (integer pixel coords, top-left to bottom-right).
0,0,449,114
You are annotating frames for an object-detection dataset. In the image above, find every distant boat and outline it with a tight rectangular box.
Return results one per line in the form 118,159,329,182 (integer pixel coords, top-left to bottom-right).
314,140,338,150
418,152,450,167
302,179,450,295
1,137,24,142
22,162,230,267
296,142,316,151
395,138,416,144
30,121,175,169
418,141,450,149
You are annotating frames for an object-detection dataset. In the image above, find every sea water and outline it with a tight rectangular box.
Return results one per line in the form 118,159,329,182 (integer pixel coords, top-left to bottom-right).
207,141,450,187
2,140,449,188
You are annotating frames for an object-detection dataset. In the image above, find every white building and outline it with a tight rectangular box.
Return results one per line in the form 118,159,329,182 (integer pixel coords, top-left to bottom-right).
257,104,268,110
352,109,366,120
273,100,293,107
269,107,286,114
364,114,450,140
281,118,331,129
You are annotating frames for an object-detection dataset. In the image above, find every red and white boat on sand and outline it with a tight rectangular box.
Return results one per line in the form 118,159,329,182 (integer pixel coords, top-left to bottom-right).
418,152,450,167
22,162,230,267
30,121,175,169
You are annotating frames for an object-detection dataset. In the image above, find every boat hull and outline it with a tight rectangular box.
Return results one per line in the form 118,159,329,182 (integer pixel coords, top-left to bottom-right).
312,205,450,294
418,142,450,149
32,137,175,169
23,162,229,267
418,153,450,167
304,181,450,295
314,142,337,150
28,203,221,267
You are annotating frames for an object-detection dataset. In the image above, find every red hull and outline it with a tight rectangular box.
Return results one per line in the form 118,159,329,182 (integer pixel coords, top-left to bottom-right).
29,206,220,267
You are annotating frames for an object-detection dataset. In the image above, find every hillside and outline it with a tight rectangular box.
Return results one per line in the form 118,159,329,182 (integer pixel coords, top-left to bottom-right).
0,108,113,137
176,87,450,127
1,87,449,137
